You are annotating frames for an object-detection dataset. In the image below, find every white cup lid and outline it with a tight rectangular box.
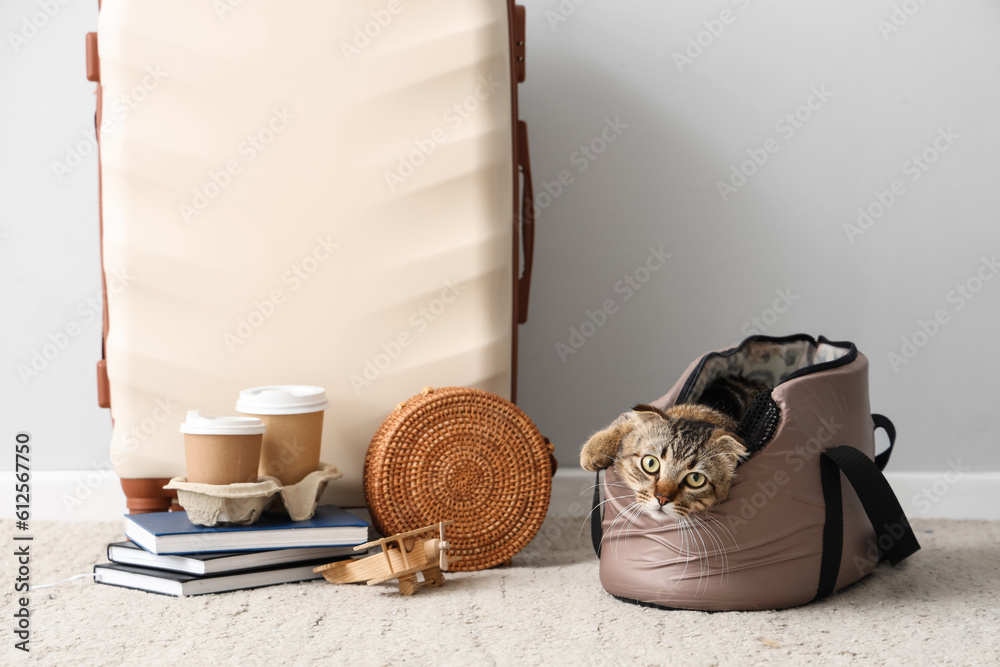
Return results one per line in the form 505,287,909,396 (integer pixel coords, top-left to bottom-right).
180,410,266,435
235,385,330,415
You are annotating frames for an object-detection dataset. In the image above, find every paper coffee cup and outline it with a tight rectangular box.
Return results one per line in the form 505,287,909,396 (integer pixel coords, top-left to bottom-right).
179,411,266,485
235,386,329,486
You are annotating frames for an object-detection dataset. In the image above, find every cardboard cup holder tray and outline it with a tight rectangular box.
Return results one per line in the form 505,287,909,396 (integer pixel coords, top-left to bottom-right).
165,463,342,526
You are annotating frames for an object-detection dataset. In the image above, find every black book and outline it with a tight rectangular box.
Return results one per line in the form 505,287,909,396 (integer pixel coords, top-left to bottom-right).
107,540,356,576
93,558,339,597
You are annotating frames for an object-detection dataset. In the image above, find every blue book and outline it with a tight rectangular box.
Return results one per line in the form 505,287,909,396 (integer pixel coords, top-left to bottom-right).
125,506,369,555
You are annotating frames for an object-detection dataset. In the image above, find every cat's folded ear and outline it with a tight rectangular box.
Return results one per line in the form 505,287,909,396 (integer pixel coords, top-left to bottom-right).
709,430,748,464
580,420,635,471
631,404,669,420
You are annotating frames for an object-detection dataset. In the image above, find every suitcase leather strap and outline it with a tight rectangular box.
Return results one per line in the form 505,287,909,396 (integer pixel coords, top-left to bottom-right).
517,120,534,324
513,5,526,83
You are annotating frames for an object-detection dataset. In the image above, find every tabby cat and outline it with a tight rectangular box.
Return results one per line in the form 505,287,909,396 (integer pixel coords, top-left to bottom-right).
580,376,767,521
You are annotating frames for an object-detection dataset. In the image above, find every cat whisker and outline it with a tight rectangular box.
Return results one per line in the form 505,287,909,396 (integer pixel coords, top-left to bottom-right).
612,502,644,561
673,515,709,595
583,494,629,519
576,494,631,543
701,517,731,586
577,481,631,495
618,504,645,546
622,500,648,548
687,517,711,595
703,514,738,582
606,501,639,567
706,519,730,584
603,508,627,558
698,453,736,464
690,514,728,585
675,519,687,568
603,500,633,538
616,502,646,561
704,515,739,551
674,515,687,550
676,517,692,585
581,492,634,523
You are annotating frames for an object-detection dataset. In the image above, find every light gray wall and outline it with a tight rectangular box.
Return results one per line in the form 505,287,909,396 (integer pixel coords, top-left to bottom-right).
2,0,106,470
2,1,998,476
515,0,1000,474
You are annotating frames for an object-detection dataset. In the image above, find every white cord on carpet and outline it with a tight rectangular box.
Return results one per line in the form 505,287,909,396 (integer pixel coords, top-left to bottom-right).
31,573,95,590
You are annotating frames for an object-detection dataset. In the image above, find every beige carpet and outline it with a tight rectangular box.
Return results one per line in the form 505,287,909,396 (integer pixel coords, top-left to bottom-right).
2,517,998,666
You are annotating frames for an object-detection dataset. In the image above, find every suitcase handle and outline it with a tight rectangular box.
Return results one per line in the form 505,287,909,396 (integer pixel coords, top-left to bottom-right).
86,32,100,82
513,5,526,83
517,120,534,324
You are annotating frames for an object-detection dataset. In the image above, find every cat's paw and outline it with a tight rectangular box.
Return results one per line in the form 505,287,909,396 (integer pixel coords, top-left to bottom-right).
580,448,613,471
581,422,629,471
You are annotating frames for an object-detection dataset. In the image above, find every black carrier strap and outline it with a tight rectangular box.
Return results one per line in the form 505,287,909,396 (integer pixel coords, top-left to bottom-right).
814,436,920,600
591,470,603,557
872,413,895,471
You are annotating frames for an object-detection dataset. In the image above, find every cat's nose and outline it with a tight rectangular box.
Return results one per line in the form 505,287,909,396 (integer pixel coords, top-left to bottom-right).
655,494,672,506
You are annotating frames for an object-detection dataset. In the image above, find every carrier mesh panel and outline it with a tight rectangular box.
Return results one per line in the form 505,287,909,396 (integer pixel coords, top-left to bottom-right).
735,391,781,462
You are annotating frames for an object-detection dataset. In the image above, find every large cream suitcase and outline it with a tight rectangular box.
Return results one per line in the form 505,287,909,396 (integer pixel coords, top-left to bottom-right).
86,0,533,511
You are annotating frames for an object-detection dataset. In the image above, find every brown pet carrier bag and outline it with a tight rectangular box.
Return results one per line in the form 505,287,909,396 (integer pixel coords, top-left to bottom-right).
590,335,920,611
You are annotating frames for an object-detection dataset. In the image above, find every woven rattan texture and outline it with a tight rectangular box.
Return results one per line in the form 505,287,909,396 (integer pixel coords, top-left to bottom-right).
364,387,552,571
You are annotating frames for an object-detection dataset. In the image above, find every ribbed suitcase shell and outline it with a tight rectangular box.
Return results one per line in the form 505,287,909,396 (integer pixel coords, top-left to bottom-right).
93,0,529,506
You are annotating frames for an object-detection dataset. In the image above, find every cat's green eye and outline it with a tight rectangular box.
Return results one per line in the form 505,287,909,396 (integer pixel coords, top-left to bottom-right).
641,455,660,474
686,472,707,488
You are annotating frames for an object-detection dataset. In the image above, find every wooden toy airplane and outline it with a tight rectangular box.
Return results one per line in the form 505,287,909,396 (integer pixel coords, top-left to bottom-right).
313,521,458,596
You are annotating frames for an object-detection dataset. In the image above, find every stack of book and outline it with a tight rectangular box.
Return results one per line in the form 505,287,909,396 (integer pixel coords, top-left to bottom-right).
94,505,370,596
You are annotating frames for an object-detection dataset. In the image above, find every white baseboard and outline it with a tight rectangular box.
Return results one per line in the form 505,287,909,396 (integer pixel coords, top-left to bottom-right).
1,470,128,522
1,468,997,522
551,468,1000,521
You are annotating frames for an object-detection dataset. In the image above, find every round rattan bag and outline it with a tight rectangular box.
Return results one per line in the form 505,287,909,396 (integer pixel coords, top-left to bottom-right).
364,387,555,571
